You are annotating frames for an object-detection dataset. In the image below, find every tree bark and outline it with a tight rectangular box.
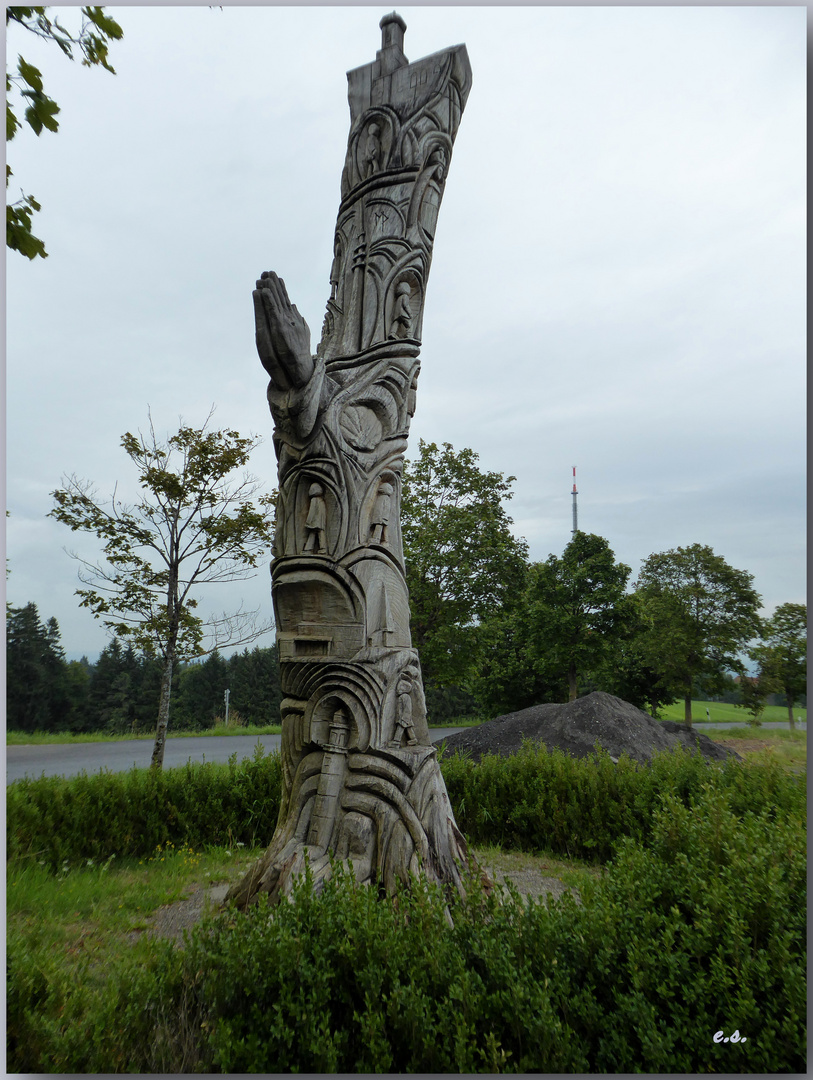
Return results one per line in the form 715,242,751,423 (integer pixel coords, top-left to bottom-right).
683,691,693,728
568,662,578,702
150,648,175,769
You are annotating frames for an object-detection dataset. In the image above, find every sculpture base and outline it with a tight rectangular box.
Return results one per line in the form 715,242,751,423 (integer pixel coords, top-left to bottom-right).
225,745,475,909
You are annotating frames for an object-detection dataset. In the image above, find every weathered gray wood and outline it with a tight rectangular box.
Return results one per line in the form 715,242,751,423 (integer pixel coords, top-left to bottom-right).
228,14,474,909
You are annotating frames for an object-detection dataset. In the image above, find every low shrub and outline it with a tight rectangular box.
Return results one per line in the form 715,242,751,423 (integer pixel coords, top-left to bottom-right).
8,778,805,1073
7,745,282,869
9,740,805,874
535,788,807,1072
441,741,805,861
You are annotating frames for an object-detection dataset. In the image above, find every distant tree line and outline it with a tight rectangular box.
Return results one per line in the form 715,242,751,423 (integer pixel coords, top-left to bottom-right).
6,603,282,735
7,438,806,737
402,441,807,729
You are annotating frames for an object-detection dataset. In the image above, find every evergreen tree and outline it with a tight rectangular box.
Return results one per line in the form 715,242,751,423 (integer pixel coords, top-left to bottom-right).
174,651,230,729
88,638,129,731
227,645,282,725
6,603,76,731
62,658,92,730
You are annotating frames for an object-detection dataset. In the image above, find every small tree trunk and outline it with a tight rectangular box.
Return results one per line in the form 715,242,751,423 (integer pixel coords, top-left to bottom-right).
150,651,175,769
683,692,693,728
787,698,796,732
568,662,578,702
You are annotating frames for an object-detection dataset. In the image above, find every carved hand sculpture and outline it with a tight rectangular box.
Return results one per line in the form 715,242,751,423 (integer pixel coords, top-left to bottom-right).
253,271,314,391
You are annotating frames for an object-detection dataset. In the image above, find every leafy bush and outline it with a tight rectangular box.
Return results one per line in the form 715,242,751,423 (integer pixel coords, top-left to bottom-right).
9,740,804,874
534,789,807,1072
9,778,805,1073
7,745,282,869
440,741,805,861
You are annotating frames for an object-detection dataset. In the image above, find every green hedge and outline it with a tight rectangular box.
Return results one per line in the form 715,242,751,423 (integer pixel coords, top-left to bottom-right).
8,779,806,1073
7,746,282,868
441,741,806,861
8,741,805,871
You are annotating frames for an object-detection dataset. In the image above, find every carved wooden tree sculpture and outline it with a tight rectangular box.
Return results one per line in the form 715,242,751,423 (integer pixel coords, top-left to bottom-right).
227,14,473,908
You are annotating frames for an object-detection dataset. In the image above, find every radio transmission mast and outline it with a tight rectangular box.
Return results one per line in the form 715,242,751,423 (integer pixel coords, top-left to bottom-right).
571,466,578,535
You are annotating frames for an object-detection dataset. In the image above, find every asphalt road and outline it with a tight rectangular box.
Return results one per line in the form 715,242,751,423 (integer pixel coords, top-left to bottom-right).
6,727,472,785
7,721,804,785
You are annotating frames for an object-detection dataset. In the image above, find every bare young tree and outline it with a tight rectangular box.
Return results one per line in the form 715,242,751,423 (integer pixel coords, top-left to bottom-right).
50,412,275,766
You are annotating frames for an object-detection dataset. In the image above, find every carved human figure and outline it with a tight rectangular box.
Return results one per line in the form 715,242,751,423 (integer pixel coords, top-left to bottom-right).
303,482,327,553
388,282,413,340
369,480,394,544
389,672,418,747
329,235,342,302
407,370,419,417
362,122,381,179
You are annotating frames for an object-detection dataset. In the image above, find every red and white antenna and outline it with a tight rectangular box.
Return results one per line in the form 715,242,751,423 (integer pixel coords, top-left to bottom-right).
571,466,578,535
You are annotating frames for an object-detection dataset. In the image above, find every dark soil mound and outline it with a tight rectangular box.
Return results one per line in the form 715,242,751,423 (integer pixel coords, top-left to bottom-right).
434,691,739,766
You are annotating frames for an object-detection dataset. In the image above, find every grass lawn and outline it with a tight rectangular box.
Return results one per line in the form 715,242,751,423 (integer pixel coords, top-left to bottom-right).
7,842,259,1006
659,699,805,724
7,718,481,746
6,724,283,746
710,726,806,770
6,840,593,985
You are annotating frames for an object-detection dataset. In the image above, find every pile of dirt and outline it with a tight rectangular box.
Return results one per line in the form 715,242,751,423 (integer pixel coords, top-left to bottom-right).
434,691,739,766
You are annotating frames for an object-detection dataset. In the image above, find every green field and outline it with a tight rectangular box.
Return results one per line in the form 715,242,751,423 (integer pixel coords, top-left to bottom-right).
659,699,805,724
7,701,804,747
6,718,485,746
6,723,282,746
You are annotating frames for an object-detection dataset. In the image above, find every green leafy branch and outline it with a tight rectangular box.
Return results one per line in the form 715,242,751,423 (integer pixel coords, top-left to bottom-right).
6,6,123,259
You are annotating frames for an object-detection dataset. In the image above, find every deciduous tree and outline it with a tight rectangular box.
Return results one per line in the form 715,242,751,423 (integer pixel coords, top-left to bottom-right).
6,5,123,258
736,675,770,727
50,414,275,766
525,532,631,702
593,593,677,717
635,544,762,727
750,602,806,730
474,534,632,715
400,439,528,689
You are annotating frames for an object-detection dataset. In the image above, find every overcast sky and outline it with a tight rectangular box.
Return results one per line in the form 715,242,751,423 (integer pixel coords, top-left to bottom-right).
5,4,806,663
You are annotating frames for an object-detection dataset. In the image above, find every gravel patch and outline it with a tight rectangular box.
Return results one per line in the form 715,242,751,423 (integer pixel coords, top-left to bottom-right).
434,691,739,766
128,883,231,946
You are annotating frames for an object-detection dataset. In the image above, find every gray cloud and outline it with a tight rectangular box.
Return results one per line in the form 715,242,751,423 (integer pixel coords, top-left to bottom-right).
5,5,805,660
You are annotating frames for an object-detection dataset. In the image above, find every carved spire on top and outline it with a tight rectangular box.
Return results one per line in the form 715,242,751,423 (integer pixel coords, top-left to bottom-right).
377,11,408,75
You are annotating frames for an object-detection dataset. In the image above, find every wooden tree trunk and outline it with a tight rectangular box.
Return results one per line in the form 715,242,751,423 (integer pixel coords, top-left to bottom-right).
568,662,578,702
150,648,175,769
683,691,693,728
227,15,475,909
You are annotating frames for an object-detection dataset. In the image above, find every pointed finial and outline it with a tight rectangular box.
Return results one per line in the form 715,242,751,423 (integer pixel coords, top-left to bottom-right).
380,11,406,52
